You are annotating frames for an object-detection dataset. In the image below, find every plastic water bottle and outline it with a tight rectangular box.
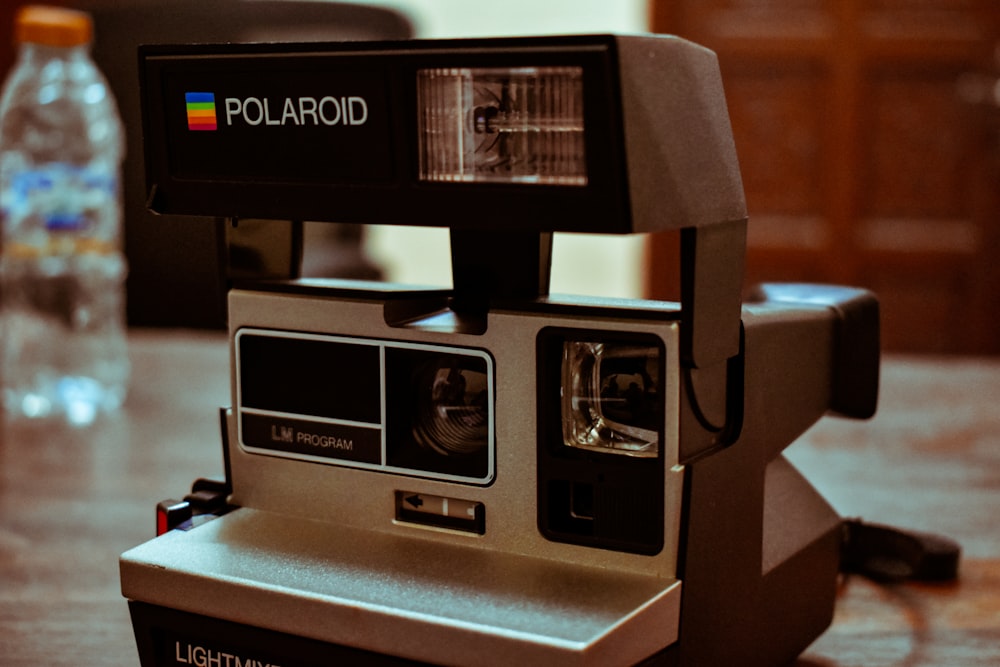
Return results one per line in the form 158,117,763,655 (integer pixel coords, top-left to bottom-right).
0,5,128,426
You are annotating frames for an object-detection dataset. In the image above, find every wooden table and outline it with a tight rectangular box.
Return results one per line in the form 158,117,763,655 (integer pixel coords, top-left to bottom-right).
1,331,998,665
795,357,1000,666
0,330,230,666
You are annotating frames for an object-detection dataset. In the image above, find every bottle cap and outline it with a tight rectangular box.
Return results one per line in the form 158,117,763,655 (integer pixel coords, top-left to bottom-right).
15,5,93,48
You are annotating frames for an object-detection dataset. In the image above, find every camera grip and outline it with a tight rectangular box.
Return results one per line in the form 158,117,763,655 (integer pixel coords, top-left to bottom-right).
741,283,880,461
747,283,879,418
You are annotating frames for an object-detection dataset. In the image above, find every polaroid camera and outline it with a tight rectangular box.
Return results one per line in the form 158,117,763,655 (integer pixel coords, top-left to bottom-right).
120,34,880,666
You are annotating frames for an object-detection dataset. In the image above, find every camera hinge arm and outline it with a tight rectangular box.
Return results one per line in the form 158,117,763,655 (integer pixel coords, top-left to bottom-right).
219,217,304,287
674,219,747,455
679,218,747,370
449,229,553,315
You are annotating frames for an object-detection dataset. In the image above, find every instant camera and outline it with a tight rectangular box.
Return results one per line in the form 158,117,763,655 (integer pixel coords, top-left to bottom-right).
120,34,880,666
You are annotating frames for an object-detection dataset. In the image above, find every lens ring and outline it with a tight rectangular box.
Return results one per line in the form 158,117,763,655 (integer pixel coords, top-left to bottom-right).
412,357,489,457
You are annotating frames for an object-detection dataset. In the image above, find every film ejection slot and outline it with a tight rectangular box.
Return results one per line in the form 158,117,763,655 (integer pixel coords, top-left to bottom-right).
395,491,485,535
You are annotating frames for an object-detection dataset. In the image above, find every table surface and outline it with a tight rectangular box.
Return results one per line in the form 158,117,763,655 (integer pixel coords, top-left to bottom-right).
1,330,998,666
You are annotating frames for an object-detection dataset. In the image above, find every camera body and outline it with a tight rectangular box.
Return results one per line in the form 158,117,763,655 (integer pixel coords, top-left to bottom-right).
121,34,879,666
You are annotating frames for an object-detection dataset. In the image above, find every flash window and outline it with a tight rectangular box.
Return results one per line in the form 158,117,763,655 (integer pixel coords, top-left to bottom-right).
417,66,586,185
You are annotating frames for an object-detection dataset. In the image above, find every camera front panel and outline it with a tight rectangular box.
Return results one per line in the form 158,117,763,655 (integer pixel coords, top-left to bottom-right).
226,286,683,577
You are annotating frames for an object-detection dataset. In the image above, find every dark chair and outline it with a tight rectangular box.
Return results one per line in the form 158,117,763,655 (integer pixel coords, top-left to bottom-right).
76,0,412,327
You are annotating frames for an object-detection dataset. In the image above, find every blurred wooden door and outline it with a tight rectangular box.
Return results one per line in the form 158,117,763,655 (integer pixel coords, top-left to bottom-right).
647,0,1000,354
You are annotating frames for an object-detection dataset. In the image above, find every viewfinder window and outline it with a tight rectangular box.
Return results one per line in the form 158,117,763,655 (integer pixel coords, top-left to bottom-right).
561,340,661,458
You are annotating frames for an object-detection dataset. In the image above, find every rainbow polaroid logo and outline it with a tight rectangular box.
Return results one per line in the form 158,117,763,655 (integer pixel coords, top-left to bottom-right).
185,92,217,131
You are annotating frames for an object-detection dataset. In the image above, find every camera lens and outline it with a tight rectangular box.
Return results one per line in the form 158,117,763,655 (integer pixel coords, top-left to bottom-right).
385,346,493,482
561,340,661,457
412,359,489,456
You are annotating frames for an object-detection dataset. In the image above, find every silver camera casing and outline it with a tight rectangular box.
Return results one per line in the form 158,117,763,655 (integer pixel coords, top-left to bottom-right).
122,284,686,666
122,280,876,667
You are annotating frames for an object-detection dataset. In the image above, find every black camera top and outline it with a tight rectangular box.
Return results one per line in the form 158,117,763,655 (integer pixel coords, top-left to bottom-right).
140,34,744,236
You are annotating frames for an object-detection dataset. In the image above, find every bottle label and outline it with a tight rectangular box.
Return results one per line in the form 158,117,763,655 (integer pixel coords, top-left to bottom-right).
1,161,120,253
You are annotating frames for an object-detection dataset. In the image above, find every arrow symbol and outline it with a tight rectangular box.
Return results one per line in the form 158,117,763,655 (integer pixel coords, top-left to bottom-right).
405,495,423,508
